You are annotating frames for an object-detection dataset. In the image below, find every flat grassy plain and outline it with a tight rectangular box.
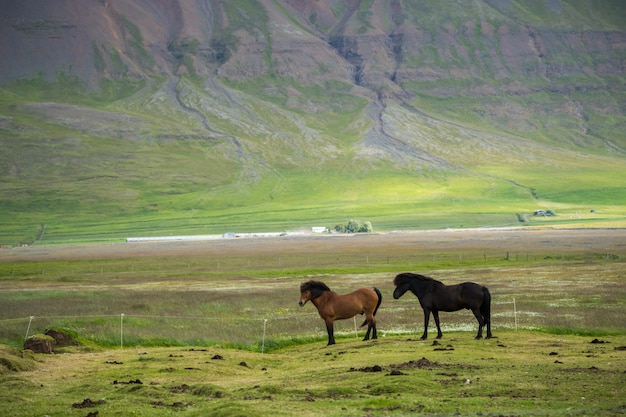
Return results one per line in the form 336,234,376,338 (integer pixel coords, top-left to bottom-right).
1,331,625,417
0,228,625,416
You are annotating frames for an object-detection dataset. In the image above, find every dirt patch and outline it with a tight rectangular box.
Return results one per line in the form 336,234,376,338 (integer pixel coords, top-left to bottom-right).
72,398,106,408
350,357,443,373
350,364,383,372
3,228,624,262
113,379,142,385
391,357,442,370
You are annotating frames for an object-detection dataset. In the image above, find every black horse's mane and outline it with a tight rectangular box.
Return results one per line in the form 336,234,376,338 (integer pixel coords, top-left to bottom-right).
394,272,443,286
301,280,331,293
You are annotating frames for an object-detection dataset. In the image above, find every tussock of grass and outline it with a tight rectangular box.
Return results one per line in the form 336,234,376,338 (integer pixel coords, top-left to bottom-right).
0,346,37,374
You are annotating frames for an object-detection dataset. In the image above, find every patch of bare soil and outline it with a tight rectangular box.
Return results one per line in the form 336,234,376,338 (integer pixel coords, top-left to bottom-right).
71,398,105,408
389,357,442,370
350,356,444,375
2,228,624,262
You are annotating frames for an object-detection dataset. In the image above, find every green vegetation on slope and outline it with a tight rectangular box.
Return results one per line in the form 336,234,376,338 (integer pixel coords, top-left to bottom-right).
2,66,626,246
1,1,626,245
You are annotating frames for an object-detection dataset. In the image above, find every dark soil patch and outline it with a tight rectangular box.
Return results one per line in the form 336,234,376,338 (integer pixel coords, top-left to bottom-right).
350,357,444,374
150,400,194,408
113,379,142,385
350,364,383,372
390,357,443,371
72,398,106,408
388,369,406,375
170,384,191,393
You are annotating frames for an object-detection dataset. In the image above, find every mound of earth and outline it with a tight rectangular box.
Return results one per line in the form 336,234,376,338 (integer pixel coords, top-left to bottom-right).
0,345,37,374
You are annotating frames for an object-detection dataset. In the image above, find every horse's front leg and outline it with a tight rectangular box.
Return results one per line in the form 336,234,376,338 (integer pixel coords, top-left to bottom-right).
325,321,336,345
432,311,443,339
421,310,431,340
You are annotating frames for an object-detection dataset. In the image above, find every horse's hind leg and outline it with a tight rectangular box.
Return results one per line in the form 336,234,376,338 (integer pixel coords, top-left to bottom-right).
363,316,377,341
485,316,492,339
482,305,493,339
363,324,371,341
471,308,485,339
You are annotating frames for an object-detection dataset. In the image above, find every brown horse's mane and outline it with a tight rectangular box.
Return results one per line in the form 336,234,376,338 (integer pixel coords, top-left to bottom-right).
300,280,331,293
394,272,443,286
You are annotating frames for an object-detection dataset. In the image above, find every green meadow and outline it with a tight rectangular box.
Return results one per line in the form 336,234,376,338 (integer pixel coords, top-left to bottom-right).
0,229,625,416
2,69,626,246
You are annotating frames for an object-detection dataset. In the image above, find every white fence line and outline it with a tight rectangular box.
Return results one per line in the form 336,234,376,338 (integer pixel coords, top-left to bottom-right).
3,301,523,351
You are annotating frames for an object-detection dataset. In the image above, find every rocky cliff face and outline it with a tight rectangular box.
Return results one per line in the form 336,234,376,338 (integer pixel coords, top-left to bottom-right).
1,0,625,168
2,1,624,90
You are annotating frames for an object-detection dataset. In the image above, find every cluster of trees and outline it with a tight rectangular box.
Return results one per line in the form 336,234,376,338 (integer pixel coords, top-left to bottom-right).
333,219,372,233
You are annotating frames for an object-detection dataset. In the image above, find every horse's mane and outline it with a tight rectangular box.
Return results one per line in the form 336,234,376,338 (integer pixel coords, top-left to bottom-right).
301,280,331,293
394,272,442,286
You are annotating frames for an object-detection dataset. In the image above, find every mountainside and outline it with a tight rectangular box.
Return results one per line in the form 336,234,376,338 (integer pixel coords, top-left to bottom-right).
1,0,626,245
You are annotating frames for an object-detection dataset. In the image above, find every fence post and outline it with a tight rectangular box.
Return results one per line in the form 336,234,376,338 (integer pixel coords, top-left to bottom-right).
120,313,125,349
25,316,35,341
261,319,268,353
513,299,518,331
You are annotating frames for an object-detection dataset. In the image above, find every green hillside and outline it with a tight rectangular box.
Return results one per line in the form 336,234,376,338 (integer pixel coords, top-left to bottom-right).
1,0,625,245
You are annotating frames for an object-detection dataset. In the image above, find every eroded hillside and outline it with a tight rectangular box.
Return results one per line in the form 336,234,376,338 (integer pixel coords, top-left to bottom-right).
1,0,625,244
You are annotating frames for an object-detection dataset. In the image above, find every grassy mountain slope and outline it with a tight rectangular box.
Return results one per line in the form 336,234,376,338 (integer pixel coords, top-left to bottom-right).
1,0,625,245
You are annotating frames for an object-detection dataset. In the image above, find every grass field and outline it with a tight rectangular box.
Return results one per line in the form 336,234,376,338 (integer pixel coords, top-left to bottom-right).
0,228,625,415
1,331,625,416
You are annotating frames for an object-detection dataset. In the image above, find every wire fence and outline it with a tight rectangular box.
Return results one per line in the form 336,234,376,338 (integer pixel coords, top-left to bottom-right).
0,297,556,352
1,252,624,350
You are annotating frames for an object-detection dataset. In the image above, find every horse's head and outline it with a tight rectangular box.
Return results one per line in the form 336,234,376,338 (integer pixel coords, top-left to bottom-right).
393,272,435,299
392,273,414,299
299,280,330,306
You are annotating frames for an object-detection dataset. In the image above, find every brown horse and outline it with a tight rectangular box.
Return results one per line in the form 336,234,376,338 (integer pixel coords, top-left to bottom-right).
299,280,382,345
393,272,492,340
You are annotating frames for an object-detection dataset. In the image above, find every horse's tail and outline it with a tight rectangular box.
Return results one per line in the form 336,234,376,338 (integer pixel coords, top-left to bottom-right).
373,287,383,315
361,287,382,327
481,286,491,321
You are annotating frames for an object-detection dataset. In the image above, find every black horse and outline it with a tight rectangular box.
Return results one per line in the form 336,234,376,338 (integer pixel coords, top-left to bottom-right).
393,272,492,340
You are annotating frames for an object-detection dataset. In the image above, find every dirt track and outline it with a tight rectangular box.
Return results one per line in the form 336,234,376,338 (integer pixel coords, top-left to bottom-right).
2,228,624,262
